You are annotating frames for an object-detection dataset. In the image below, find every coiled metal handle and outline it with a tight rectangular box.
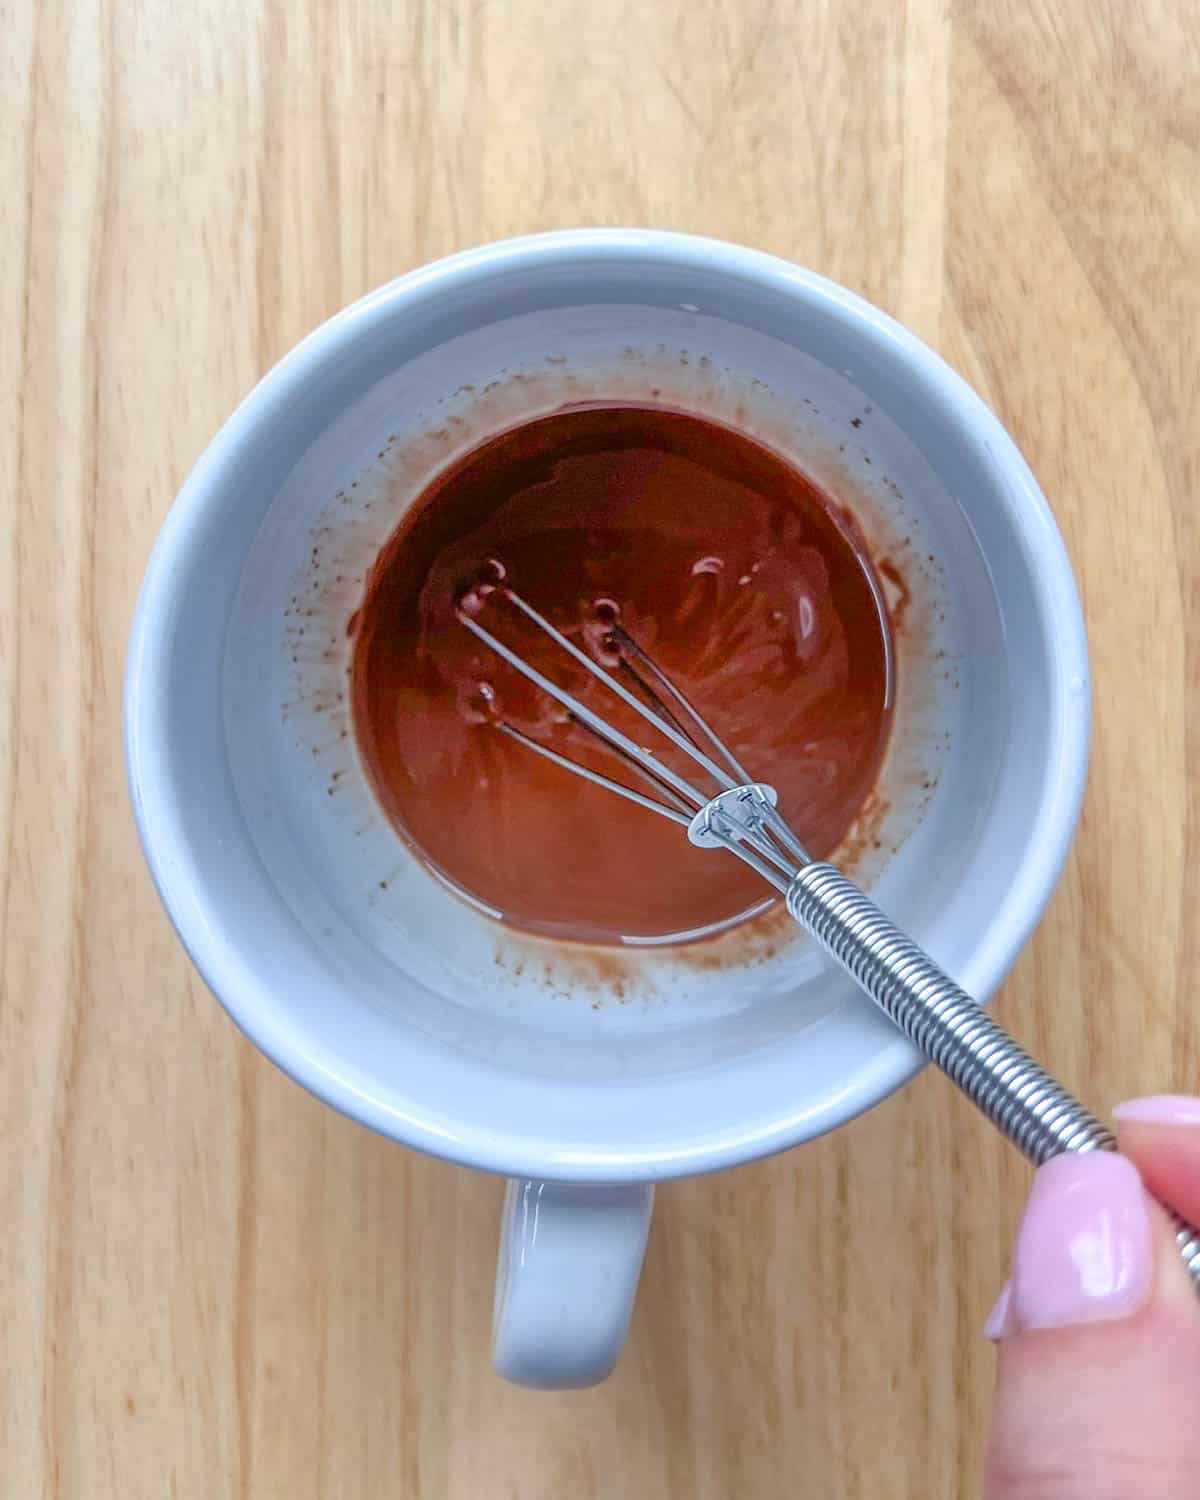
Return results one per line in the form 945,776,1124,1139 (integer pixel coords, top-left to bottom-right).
787,862,1200,1290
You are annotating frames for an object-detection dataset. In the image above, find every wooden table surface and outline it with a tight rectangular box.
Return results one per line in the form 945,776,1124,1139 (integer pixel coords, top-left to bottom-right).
4,1,1198,1494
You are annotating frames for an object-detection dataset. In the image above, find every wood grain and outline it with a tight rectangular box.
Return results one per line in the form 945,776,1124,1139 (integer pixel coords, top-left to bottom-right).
3,0,1198,1494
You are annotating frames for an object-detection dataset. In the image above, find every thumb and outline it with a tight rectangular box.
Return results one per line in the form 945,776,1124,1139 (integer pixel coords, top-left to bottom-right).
984,1145,1200,1499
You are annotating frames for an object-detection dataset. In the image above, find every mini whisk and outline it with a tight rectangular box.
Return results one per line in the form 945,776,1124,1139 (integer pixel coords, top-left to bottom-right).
460,578,1200,1291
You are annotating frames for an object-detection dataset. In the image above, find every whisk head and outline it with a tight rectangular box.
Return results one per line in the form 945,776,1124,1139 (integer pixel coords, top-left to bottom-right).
456,572,813,895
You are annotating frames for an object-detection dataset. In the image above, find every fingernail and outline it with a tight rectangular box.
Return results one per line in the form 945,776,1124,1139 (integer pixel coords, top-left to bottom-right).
1113,1095,1200,1127
1010,1153,1152,1332
983,1279,1016,1341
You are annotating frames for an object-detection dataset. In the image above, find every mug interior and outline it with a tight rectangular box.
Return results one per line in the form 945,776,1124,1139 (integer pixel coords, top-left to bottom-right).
126,232,1088,1179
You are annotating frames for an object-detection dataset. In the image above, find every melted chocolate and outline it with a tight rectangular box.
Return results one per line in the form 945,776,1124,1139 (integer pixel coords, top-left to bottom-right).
351,405,893,944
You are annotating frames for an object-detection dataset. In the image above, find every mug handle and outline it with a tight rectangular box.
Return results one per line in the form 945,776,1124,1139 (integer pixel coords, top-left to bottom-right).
492,1179,654,1388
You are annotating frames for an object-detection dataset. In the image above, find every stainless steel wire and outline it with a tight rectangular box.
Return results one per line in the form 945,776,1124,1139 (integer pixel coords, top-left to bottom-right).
461,585,1200,1292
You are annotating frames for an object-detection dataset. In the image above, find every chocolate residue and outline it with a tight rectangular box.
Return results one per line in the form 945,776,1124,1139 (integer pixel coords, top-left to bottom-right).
877,558,912,629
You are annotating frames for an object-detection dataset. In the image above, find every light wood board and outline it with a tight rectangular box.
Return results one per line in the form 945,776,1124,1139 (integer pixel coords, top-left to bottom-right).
3,1,1198,1494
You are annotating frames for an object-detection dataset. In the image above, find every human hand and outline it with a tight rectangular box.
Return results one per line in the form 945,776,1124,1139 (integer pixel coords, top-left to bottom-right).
985,1098,1200,1497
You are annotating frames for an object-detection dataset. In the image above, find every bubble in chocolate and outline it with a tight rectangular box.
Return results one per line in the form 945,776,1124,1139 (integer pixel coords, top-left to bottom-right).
455,582,485,618
455,557,508,617
457,678,498,725
584,597,624,668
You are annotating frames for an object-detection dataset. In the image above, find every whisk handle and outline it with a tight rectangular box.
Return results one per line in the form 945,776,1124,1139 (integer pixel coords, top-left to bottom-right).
785,861,1200,1290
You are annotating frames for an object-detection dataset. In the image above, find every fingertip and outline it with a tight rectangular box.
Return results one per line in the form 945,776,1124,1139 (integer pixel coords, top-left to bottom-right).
1115,1098,1200,1232
986,1301,1200,1497
1113,1095,1200,1127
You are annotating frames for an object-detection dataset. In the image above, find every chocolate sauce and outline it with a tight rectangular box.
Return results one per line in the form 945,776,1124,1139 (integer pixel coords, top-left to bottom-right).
351,405,893,944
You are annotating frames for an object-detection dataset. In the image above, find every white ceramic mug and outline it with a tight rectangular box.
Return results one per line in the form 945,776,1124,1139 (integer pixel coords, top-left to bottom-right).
125,230,1089,1388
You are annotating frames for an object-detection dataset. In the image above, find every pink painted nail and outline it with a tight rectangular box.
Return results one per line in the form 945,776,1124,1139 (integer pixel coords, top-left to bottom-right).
1113,1095,1200,1127
1010,1154,1152,1332
983,1279,1016,1341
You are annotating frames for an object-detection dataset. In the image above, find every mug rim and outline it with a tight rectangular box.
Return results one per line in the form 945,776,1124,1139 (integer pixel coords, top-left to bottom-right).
126,228,1090,1181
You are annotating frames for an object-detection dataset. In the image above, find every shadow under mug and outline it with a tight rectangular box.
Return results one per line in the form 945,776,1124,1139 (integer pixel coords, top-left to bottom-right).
125,230,1089,1387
